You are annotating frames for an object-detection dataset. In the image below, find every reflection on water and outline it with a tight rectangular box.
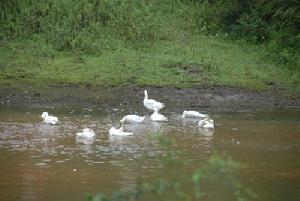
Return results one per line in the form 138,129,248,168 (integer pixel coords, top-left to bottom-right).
0,106,300,201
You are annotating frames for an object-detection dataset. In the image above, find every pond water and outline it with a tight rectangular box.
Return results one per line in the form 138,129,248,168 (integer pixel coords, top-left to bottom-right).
0,105,299,201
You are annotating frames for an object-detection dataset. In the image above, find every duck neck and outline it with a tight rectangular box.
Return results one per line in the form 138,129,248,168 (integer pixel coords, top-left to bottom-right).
144,90,148,100
42,112,48,119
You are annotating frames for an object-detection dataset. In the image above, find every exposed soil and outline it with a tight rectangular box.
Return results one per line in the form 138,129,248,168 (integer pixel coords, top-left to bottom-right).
0,84,299,112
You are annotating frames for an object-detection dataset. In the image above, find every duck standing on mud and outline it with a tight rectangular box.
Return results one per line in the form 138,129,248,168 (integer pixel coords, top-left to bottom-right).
143,90,165,111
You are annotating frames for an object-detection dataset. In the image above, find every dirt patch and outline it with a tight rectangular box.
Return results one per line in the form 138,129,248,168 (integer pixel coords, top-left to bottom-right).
162,62,204,75
0,84,299,112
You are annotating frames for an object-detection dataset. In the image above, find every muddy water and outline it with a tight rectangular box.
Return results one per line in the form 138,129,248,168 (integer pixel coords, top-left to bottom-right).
0,105,299,201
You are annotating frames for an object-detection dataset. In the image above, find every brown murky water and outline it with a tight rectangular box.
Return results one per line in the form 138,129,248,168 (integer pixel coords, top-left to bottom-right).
0,105,299,201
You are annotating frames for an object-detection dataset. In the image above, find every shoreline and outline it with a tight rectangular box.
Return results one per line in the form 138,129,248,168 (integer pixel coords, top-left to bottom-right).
1,84,299,112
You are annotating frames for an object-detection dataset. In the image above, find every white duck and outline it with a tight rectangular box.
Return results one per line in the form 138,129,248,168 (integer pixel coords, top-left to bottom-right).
76,128,95,138
198,117,214,129
151,108,168,122
109,126,133,136
198,127,214,137
120,115,145,124
143,90,165,111
41,112,59,125
182,110,208,118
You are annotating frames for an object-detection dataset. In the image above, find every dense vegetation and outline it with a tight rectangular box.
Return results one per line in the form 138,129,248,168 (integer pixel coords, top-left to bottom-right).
193,0,299,71
0,0,299,90
1,0,165,52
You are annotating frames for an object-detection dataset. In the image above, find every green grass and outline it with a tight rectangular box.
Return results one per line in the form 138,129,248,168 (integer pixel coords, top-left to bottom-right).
0,34,299,92
1,0,299,93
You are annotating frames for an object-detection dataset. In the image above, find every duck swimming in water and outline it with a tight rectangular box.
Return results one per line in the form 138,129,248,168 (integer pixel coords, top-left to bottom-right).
76,128,95,138
109,126,133,136
182,110,208,118
151,108,168,122
120,115,145,124
198,117,214,129
41,112,59,125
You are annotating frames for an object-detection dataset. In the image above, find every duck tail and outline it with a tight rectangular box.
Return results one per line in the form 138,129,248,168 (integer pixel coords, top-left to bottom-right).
120,117,126,123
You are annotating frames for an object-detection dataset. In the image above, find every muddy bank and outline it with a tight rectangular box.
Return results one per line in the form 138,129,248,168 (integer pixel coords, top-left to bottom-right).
0,84,299,112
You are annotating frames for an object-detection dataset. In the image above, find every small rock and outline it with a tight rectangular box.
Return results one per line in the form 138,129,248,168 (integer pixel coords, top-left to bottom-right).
266,81,275,86
34,93,40,97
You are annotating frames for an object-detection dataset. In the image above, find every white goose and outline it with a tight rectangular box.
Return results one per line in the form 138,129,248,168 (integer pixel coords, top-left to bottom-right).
109,126,133,136
198,127,214,137
198,117,214,129
182,110,208,118
41,112,59,125
143,90,165,111
151,108,168,122
120,115,145,124
76,128,95,138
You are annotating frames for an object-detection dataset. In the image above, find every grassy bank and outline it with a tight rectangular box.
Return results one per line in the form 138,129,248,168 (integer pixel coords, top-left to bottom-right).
1,35,299,91
0,0,299,92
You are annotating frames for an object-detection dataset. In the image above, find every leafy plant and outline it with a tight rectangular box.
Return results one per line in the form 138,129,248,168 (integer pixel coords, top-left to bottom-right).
86,135,255,201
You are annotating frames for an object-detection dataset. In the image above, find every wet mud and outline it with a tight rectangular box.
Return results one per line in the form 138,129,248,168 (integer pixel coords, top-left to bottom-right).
0,84,299,112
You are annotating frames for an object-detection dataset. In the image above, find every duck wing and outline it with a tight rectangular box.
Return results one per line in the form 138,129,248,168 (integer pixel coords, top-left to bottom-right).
145,99,165,108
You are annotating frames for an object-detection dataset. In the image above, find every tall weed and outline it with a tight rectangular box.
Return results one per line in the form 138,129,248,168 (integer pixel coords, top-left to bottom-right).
190,0,299,70
0,0,162,53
